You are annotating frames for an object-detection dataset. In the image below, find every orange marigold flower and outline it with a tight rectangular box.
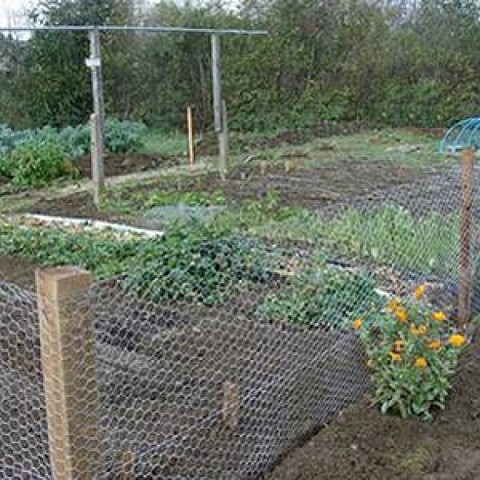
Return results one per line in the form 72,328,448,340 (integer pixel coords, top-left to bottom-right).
353,318,363,330
410,324,427,335
414,357,428,369
432,311,447,322
393,340,404,352
414,284,426,300
449,334,466,348
386,298,401,313
395,307,408,323
389,351,402,361
418,325,428,335
428,340,442,350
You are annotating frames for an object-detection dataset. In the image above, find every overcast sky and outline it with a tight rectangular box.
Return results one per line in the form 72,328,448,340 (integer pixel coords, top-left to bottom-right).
0,1,236,28
0,0,31,27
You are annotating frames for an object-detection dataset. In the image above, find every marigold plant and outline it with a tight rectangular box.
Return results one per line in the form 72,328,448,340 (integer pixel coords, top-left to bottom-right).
355,287,468,422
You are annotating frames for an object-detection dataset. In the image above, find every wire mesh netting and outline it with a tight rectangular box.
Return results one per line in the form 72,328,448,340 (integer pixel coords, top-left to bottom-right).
1,2,480,478
0,154,478,478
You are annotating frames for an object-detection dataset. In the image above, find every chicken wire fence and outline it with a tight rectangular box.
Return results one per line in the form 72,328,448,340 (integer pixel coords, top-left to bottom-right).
0,159,478,479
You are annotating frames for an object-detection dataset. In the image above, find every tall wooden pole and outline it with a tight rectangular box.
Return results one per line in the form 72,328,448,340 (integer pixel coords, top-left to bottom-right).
86,29,105,195
211,34,228,179
458,148,474,328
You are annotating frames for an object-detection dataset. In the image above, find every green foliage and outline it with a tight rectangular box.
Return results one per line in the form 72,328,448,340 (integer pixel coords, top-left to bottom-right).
357,291,467,422
0,223,141,278
323,205,459,276
123,233,274,306
256,269,381,329
0,119,148,185
104,118,148,154
0,221,275,306
252,205,459,277
0,138,76,186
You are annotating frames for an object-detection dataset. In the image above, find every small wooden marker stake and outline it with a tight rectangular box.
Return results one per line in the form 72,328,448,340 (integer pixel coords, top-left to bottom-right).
119,450,134,480
36,266,103,480
458,148,474,328
260,160,267,176
223,381,241,429
187,106,196,165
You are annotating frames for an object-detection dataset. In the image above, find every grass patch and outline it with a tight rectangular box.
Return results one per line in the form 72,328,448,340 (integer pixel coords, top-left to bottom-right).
101,186,227,216
140,130,189,156
256,129,449,169
395,446,434,475
252,205,462,277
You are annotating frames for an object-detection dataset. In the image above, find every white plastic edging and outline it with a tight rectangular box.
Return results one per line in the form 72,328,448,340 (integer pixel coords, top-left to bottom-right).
18,213,164,238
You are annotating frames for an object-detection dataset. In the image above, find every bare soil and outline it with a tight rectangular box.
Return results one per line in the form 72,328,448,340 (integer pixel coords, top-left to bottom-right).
74,152,179,178
265,333,480,480
17,159,439,224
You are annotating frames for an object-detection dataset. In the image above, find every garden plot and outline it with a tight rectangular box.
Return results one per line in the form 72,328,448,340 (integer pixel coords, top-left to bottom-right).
0,220,376,478
0,127,478,479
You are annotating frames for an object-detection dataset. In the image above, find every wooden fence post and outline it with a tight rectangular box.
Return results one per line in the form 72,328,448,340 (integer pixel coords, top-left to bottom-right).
36,266,103,480
458,148,475,328
91,112,105,208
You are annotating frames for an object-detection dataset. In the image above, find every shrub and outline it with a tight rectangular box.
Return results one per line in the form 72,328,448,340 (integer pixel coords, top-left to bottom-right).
355,285,468,422
0,138,76,187
104,118,148,154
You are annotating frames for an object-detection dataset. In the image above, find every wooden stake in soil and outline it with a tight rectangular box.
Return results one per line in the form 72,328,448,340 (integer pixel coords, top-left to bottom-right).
119,450,135,480
187,106,196,165
36,266,103,480
260,160,267,176
458,148,475,328
219,99,229,179
223,381,241,429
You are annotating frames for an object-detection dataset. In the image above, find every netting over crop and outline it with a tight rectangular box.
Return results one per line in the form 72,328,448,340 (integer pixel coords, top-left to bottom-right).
0,154,477,478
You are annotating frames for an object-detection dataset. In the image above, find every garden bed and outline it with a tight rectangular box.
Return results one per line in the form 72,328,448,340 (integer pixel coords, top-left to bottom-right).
17,159,437,223
74,152,179,178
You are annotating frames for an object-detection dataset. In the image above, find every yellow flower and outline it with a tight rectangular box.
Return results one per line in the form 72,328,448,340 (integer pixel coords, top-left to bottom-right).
449,334,466,348
414,357,428,369
432,311,447,322
428,340,442,350
353,318,363,330
393,340,404,352
386,298,401,313
366,359,374,368
414,284,427,300
395,307,408,323
389,351,402,361
410,324,427,335
418,325,428,335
